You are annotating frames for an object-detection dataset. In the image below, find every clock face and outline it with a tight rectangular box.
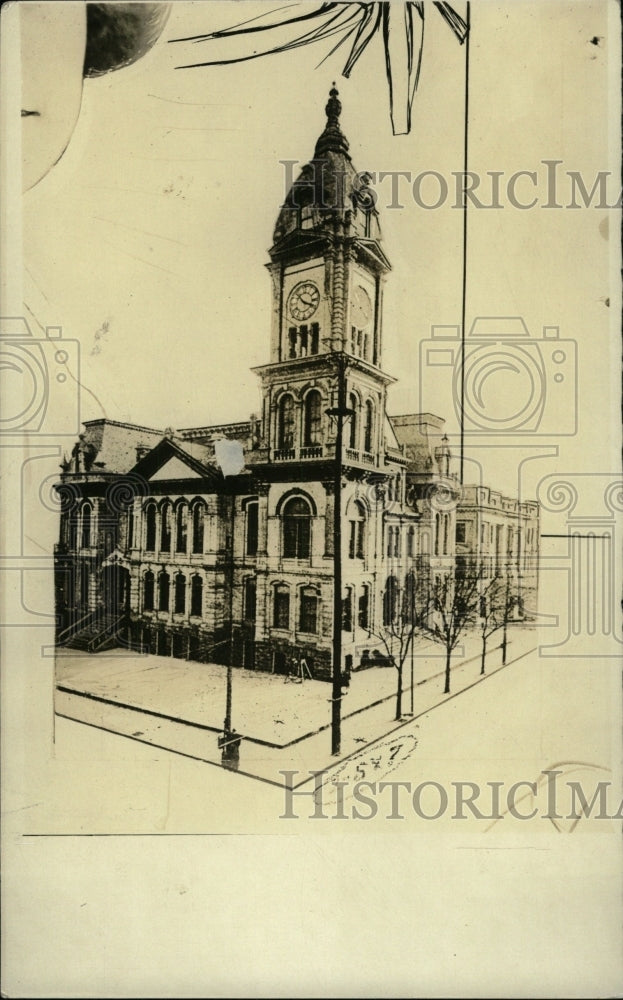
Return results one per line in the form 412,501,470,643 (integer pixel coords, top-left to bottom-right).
351,286,373,328
287,281,320,322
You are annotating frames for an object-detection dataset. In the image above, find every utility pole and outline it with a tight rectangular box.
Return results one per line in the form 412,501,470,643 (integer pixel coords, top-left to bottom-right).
327,351,351,756
219,483,240,768
410,572,415,715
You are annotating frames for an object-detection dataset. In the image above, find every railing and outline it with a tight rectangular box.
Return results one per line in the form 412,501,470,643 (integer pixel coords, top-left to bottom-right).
361,451,375,465
89,613,127,652
272,446,324,461
345,448,359,462
57,608,98,646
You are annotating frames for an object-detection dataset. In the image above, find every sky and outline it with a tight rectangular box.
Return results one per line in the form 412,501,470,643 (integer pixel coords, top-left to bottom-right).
16,0,621,501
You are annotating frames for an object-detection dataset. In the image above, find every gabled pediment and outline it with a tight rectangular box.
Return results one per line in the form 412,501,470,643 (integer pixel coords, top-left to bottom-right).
130,437,220,485
149,456,204,481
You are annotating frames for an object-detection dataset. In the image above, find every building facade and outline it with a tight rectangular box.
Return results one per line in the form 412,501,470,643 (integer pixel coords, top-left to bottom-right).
54,89,539,681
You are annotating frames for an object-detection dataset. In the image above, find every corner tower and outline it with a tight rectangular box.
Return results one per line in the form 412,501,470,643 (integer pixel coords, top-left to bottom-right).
254,87,395,469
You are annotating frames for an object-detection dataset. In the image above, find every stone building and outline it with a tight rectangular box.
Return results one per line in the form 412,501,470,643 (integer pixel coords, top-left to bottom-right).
54,89,538,681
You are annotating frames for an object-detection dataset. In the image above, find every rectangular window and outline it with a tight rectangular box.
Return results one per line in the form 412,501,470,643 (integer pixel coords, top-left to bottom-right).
288,328,297,359
310,323,319,355
274,587,290,629
456,522,466,544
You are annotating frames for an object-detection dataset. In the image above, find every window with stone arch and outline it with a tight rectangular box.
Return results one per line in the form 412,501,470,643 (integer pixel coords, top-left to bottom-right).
282,495,312,559
174,572,186,614
273,583,290,629
143,570,155,612
348,499,366,559
160,500,172,553
243,576,257,621
245,499,259,556
383,575,399,626
190,574,203,617
299,585,319,634
303,389,322,447
158,570,170,612
348,392,359,449
363,399,375,453
443,513,450,556
175,501,188,553
191,500,205,554
80,502,92,549
145,502,157,552
278,394,295,450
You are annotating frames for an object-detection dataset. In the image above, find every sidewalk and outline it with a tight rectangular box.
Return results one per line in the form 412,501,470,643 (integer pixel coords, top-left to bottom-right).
55,626,537,782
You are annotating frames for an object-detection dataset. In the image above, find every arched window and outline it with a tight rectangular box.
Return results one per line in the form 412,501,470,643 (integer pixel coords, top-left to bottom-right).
383,576,398,626
303,390,322,446
348,392,358,449
434,513,441,556
244,577,256,621
403,571,417,623
299,586,318,633
348,500,365,559
282,496,311,559
174,572,186,614
342,587,353,632
442,514,450,556
68,512,78,551
80,503,92,549
143,570,155,612
407,526,415,557
158,571,170,612
278,394,295,450
245,501,258,556
358,584,370,630
273,584,290,629
176,503,188,553
145,503,157,552
190,574,203,617
363,400,374,453
191,502,204,554
160,501,171,553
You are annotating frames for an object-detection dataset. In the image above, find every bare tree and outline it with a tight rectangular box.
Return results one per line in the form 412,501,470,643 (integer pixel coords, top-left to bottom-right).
477,570,517,675
428,561,483,695
369,611,418,721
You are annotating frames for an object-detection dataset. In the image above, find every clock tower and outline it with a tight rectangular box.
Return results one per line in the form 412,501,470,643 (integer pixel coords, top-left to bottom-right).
253,87,395,469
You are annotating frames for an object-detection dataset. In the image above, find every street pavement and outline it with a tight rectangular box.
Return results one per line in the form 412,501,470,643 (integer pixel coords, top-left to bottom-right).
55,626,537,783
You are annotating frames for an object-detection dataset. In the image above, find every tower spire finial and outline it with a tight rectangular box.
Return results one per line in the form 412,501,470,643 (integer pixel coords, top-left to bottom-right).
315,83,349,158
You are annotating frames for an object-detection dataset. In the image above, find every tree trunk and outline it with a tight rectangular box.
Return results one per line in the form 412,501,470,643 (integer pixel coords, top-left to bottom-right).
444,647,451,694
481,635,486,675
395,662,403,720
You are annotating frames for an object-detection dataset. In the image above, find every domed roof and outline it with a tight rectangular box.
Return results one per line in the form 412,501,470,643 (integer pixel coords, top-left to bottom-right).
273,87,381,244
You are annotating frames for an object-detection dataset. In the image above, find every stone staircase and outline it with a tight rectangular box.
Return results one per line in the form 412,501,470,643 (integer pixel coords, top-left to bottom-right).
61,611,126,653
